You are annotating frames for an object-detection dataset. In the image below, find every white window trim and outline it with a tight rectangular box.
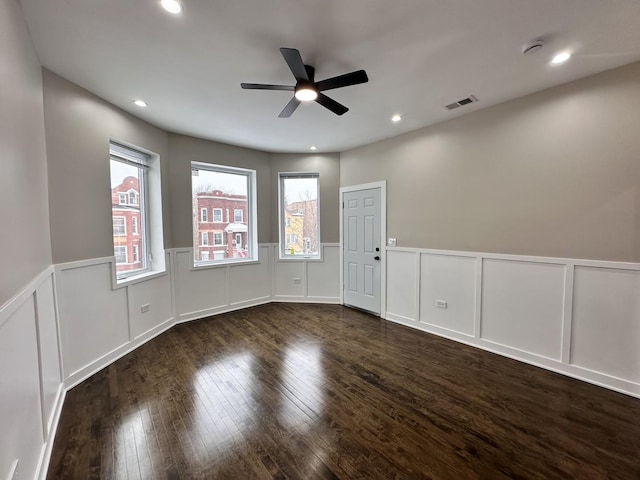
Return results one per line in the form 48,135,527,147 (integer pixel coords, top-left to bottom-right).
278,172,321,260
213,208,223,222
110,140,166,285
234,209,243,223
201,208,208,222
201,232,209,246
132,244,139,262
214,232,224,246
132,216,139,235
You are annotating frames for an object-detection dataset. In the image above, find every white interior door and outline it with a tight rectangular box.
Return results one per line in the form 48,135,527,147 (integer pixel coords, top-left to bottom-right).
342,187,382,314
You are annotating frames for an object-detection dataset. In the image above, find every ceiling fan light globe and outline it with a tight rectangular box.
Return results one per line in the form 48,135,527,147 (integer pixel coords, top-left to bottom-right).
295,88,318,102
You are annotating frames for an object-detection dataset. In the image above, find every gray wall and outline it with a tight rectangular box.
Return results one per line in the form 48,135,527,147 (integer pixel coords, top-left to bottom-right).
42,70,172,263
341,62,640,262
0,0,52,304
269,153,341,244
168,133,271,246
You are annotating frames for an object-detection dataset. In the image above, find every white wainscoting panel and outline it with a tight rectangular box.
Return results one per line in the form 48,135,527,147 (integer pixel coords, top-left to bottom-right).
56,260,129,379
0,294,43,480
306,245,341,300
0,268,64,480
386,250,417,322
174,250,228,319
420,253,477,336
273,244,341,303
128,273,173,339
384,247,640,398
34,275,62,437
274,260,305,299
481,259,565,361
571,266,640,383
228,246,271,306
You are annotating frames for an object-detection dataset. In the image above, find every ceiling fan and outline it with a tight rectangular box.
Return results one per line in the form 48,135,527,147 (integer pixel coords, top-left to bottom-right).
241,48,369,118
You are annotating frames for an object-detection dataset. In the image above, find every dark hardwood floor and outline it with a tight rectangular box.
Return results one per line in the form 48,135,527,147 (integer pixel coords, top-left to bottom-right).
48,303,640,479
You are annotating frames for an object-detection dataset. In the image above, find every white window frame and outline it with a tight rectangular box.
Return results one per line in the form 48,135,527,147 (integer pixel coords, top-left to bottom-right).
234,209,243,223
110,140,165,283
201,232,209,246
113,216,126,236
213,208,223,223
114,245,127,264
191,162,258,266
214,232,223,246
118,193,127,205
132,216,139,235
201,208,208,222
132,244,139,263
278,172,321,260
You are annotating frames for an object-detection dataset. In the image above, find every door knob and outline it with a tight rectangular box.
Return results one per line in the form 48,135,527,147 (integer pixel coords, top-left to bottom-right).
374,256,380,261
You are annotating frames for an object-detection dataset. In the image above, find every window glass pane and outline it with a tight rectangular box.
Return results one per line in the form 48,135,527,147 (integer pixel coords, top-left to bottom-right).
114,246,127,264
280,174,320,258
192,164,255,264
110,157,147,276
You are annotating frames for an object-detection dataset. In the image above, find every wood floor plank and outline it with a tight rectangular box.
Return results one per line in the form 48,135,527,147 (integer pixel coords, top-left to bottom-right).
48,303,640,479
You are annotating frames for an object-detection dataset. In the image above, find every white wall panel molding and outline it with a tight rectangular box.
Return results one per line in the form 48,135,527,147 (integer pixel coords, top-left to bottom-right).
272,244,341,303
174,245,272,322
384,246,640,398
0,266,65,480
55,252,176,388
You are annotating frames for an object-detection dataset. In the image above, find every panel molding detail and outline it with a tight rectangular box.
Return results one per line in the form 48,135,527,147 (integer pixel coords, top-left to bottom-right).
384,246,640,398
0,267,65,480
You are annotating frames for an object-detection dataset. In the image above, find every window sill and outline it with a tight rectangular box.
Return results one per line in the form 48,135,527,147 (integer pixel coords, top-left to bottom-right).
277,255,323,262
191,258,260,271
114,268,167,288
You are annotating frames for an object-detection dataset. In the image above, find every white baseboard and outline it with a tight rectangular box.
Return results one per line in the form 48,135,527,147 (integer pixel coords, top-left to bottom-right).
176,297,272,324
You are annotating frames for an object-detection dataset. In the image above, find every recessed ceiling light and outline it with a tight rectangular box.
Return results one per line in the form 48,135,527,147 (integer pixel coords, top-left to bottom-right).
160,0,182,15
134,100,148,107
310,146,317,151
551,52,571,64
391,114,402,123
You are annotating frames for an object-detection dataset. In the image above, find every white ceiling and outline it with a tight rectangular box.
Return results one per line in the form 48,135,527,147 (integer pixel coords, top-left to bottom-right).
19,0,640,153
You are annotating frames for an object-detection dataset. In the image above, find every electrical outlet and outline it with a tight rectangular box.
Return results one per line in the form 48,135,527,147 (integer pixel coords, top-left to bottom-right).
436,300,448,309
140,303,150,313
293,278,302,284
387,237,397,247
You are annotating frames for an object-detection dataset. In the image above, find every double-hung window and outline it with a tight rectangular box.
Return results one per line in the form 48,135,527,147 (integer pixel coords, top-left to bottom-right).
110,142,151,278
279,173,320,259
191,162,257,265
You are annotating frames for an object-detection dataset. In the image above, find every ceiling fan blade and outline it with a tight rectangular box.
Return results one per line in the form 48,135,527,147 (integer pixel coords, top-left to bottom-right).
278,97,301,118
280,48,309,82
316,70,368,92
315,93,348,116
241,83,294,91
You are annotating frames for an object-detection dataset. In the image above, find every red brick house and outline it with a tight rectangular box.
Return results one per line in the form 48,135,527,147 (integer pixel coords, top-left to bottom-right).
192,190,248,261
111,176,144,272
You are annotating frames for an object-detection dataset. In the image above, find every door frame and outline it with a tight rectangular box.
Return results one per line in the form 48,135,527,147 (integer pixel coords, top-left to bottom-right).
339,181,387,318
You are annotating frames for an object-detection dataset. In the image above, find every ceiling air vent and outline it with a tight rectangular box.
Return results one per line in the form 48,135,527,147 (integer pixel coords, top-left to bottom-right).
443,95,478,111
